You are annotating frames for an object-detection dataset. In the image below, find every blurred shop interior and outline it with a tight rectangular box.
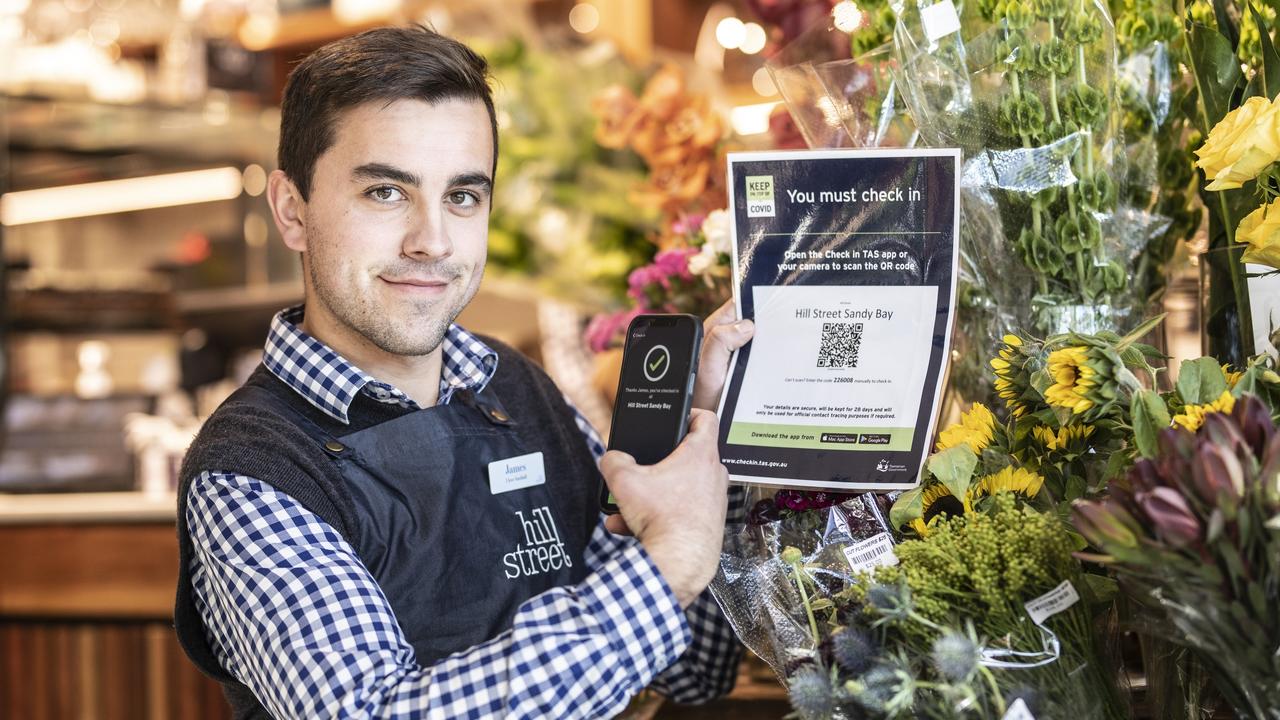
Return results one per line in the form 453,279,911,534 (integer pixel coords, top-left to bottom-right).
0,0,801,717
0,0,1206,717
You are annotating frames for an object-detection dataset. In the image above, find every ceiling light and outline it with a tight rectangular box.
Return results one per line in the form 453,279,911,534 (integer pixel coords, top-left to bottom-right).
1,167,243,226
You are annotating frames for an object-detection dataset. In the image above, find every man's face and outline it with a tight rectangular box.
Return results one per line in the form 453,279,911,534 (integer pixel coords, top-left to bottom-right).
299,97,493,357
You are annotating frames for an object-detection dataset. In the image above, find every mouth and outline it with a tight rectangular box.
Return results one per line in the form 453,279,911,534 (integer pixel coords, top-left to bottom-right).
379,275,453,295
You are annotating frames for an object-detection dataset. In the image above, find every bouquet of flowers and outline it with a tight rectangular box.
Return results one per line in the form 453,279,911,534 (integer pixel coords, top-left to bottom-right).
584,210,733,352
1073,394,1280,718
713,490,1128,719
1185,0,1280,363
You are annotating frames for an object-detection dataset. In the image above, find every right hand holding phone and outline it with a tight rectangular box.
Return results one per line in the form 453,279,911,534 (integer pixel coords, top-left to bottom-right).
599,408,729,608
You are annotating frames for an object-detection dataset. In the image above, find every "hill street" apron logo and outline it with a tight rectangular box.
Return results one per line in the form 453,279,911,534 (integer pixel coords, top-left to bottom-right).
503,505,573,579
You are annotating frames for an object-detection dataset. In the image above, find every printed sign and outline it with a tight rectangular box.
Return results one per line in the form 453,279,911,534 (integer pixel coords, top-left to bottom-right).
717,149,961,490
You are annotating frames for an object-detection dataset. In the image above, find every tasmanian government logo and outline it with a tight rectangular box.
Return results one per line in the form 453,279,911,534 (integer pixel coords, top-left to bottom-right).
875,458,909,473
745,175,775,217
503,505,573,579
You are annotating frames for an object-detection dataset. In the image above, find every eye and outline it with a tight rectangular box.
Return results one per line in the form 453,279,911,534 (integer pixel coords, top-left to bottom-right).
448,190,480,208
365,185,405,203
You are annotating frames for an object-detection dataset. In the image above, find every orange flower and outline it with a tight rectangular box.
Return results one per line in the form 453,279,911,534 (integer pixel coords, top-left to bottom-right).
637,64,686,121
591,84,639,149
631,159,712,213
664,96,722,151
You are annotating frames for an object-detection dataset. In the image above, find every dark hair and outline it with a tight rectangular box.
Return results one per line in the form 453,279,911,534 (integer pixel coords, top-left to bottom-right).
277,24,498,201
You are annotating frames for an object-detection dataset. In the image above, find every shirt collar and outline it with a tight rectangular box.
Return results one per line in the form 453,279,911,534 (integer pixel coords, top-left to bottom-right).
262,305,498,425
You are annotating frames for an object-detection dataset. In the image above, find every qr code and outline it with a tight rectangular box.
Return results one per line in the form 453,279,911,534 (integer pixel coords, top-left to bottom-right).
817,322,863,368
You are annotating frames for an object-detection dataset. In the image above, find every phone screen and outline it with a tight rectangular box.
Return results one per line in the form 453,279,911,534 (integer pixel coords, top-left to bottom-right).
602,314,702,511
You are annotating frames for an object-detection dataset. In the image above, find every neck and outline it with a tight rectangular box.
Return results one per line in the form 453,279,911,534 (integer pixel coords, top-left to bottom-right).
300,300,444,408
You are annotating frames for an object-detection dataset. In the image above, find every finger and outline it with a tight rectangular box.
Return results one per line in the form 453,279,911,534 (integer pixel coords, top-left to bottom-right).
668,409,720,459
703,300,738,333
604,513,633,535
693,319,754,410
703,319,755,359
599,450,637,478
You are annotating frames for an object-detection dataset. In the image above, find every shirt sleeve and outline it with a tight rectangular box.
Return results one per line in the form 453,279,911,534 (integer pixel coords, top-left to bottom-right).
567,397,747,703
187,470,692,720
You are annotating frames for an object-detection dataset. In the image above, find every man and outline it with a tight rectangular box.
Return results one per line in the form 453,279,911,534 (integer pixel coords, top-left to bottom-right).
175,24,756,720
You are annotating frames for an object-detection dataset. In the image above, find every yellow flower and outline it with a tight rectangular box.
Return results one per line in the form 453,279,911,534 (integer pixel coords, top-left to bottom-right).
967,466,1045,507
1172,391,1237,432
990,334,1038,418
1044,346,1099,414
1235,198,1280,270
936,403,997,453
1031,423,1096,451
1222,364,1244,389
910,483,967,537
1195,96,1280,191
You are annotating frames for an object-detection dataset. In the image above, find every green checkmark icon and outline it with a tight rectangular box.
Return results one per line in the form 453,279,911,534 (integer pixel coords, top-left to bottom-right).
648,353,667,373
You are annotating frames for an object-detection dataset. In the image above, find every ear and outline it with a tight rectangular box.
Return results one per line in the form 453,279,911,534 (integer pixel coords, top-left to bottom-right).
267,169,307,252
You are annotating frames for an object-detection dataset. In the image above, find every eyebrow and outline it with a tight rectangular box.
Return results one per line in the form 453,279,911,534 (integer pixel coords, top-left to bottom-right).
450,172,494,195
350,164,493,195
352,163,420,187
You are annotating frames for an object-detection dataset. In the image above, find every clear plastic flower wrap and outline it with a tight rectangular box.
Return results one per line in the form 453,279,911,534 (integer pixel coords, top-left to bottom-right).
764,10,917,150
886,0,1170,406
712,489,1130,719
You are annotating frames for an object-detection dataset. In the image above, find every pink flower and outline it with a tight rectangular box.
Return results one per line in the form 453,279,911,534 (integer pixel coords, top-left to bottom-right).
653,248,697,280
585,307,642,353
671,213,707,236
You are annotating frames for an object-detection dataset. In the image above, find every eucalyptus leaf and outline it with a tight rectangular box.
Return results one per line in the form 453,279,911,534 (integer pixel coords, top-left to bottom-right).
889,486,924,530
1186,22,1246,131
1082,572,1119,603
1132,389,1172,459
1178,357,1228,404
927,446,979,502
1117,314,1166,349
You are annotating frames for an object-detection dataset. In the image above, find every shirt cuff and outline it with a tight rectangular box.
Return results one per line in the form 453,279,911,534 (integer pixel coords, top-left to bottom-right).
579,542,692,685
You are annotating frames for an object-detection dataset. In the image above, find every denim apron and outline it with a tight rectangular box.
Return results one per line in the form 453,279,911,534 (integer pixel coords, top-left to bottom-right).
243,381,593,665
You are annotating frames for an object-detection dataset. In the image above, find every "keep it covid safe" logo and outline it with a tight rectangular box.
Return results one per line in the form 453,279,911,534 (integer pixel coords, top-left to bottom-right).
746,175,775,218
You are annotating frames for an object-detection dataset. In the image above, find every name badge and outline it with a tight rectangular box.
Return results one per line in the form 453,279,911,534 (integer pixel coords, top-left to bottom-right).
488,452,546,495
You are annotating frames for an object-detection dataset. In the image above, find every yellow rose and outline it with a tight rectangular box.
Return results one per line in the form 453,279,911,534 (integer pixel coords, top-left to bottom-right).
1195,96,1280,191
1237,197,1280,269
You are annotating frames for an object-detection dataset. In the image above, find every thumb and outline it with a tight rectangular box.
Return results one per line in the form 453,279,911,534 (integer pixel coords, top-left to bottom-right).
599,449,637,478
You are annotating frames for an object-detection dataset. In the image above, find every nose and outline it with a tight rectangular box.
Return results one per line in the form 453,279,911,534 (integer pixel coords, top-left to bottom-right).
401,202,453,259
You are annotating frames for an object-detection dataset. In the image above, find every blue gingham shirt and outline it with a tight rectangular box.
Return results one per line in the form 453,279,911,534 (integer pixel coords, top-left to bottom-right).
186,306,742,719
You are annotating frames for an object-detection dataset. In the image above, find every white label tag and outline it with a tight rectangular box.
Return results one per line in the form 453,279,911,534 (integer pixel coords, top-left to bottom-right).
1002,698,1036,720
488,452,546,495
842,533,899,573
920,0,961,42
1024,580,1079,626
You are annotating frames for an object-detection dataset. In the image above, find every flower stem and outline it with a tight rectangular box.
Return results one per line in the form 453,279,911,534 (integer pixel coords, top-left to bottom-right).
790,564,821,645
979,665,1007,717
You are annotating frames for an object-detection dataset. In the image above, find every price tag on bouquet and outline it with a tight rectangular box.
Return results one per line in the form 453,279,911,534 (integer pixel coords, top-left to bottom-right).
715,149,961,491
1024,580,1080,626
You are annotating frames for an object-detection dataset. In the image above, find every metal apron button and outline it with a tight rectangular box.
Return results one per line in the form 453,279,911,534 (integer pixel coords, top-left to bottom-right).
324,440,345,453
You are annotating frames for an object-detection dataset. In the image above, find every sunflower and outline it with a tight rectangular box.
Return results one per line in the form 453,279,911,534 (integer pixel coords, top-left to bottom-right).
910,483,967,537
1172,390,1237,432
966,466,1045,507
1222,364,1244,389
989,334,1041,418
936,403,997,453
1030,423,1096,452
1043,346,1103,414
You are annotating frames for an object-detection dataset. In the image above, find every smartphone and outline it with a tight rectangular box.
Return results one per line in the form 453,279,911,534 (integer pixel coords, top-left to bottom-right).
601,313,703,514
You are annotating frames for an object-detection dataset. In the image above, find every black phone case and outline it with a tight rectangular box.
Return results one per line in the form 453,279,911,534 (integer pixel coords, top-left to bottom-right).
600,314,703,514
